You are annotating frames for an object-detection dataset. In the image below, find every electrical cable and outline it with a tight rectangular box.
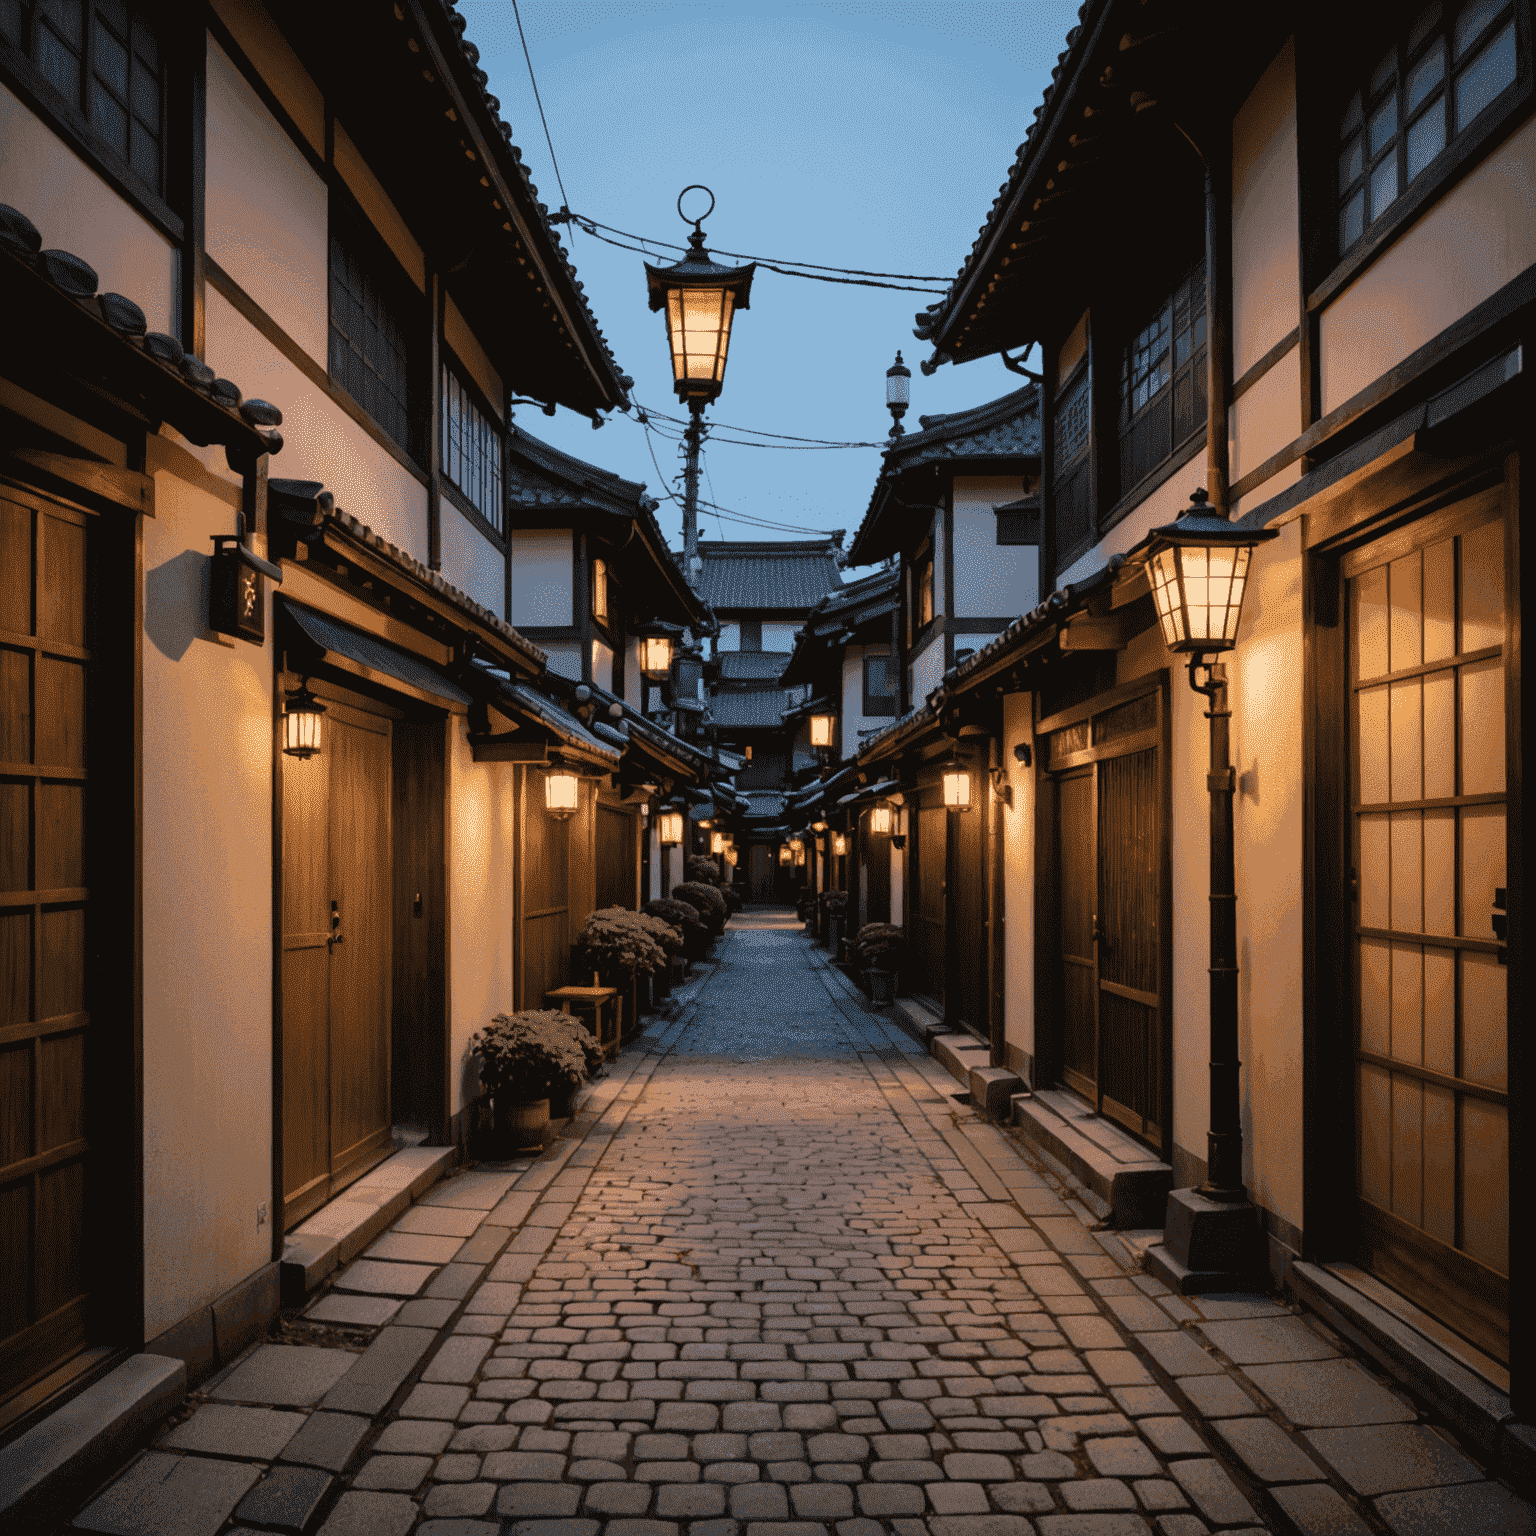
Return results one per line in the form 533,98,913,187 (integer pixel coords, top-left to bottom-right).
510,0,574,238
635,402,885,448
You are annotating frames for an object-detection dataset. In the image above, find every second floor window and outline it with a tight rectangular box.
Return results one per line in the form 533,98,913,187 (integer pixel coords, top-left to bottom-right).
330,201,416,455
1118,260,1206,497
2,1,165,199
1053,364,1093,561
863,653,896,716
1337,0,1519,256
442,364,503,533
913,547,935,635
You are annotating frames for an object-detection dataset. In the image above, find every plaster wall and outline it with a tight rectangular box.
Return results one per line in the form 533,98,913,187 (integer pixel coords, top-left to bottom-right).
910,631,947,706
1000,692,1035,1073
204,288,430,561
205,36,328,368
139,445,273,1338
510,530,574,627
1234,458,1304,519
624,637,643,710
840,646,894,760
1230,344,1302,484
1232,39,1300,378
444,293,504,419
209,0,324,154
0,83,177,334
592,639,614,687
440,502,506,620
334,119,424,292
952,477,1036,618
447,720,515,1117
1320,111,1536,415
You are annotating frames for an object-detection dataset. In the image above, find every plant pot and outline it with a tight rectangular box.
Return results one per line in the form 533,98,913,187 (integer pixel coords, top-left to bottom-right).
491,1094,550,1153
549,1083,578,1120
867,968,896,1005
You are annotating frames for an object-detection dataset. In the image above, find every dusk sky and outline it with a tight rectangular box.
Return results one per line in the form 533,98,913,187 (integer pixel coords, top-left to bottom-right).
459,0,1082,565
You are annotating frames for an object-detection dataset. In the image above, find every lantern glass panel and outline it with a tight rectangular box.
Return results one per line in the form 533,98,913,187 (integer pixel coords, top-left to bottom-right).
833,834,847,856
666,285,735,394
779,845,791,864
887,369,910,408
1149,545,1187,647
711,832,725,853
659,811,684,844
546,772,580,815
283,705,322,758
870,804,892,835
640,635,673,677
809,714,834,748
943,770,972,809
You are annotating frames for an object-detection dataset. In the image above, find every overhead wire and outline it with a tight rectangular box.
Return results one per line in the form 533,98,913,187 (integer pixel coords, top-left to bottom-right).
635,402,885,449
509,0,574,241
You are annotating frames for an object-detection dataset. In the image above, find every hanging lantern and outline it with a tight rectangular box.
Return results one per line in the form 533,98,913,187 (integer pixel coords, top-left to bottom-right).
711,831,726,854
779,844,792,865
812,819,828,833
870,803,893,835
645,188,755,406
833,833,847,857
659,811,684,845
545,771,580,818
1145,487,1279,653
639,634,674,679
809,713,835,749
282,681,326,759
725,847,739,866
942,766,972,811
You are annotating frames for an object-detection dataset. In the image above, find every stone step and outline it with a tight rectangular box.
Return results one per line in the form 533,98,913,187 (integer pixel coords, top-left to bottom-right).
1011,1088,1171,1228
0,1354,186,1531
281,1145,457,1304
930,1031,990,1088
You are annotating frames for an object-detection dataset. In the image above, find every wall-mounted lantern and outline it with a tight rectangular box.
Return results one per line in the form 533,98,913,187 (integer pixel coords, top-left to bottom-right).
1145,487,1274,653
809,713,836,749
870,804,893,835
778,844,792,865
545,771,580,819
942,765,973,811
711,831,726,854
833,833,847,857
725,847,738,866
812,819,828,833
640,634,674,679
282,680,326,759
659,811,684,845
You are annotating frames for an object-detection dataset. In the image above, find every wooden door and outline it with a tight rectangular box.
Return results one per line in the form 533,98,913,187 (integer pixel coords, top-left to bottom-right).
1346,495,1509,1361
915,803,946,1005
747,843,773,903
0,492,93,1401
864,813,891,925
1056,768,1097,1099
280,690,393,1228
595,803,637,911
951,764,988,1036
518,767,571,1008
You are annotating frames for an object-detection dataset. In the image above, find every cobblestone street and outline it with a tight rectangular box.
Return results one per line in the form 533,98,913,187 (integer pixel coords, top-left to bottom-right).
67,915,1536,1536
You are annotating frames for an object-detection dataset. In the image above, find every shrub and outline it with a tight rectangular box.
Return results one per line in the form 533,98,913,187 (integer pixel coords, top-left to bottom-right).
628,908,685,957
577,906,670,977
646,898,706,944
685,854,721,885
469,1010,590,1100
852,922,905,970
819,890,848,918
673,881,727,933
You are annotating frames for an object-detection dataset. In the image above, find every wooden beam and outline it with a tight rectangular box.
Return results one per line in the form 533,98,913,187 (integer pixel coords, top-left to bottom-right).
1057,615,1129,652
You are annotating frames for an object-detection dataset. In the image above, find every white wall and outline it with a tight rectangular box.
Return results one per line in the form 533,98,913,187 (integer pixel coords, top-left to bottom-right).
911,632,946,705
510,530,574,628
716,623,740,652
205,36,328,367
440,502,506,620
447,720,515,1117
0,83,177,335
140,447,273,1338
204,289,430,563
624,637,643,710
1000,692,1035,1075
952,476,1037,619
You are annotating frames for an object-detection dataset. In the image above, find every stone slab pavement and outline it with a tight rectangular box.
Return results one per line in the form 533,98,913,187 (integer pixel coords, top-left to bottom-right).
63,914,1536,1536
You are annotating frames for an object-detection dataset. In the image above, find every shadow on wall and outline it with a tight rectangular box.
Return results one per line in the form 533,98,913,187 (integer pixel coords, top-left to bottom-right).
144,548,216,663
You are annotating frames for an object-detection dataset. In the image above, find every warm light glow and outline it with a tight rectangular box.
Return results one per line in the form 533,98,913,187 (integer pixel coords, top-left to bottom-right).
779,845,792,865
809,713,835,748
870,804,892,835
666,285,736,399
711,832,726,853
545,771,580,818
789,837,804,853
833,833,847,856
592,558,609,624
659,811,684,845
943,770,972,810
725,848,738,866
794,848,805,866
1149,542,1254,652
282,685,326,759
639,635,674,679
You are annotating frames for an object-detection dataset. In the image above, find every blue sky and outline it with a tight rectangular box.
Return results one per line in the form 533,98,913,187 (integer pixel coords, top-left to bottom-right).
460,0,1081,566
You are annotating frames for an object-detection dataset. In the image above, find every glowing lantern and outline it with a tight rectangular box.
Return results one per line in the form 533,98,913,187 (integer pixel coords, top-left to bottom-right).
282,681,326,759
870,804,892,835
640,634,674,679
809,713,835,748
942,768,972,811
659,811,684,845
545,771,580,818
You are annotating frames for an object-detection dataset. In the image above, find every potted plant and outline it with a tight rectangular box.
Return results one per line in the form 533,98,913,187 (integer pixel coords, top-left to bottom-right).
820,890,848,953
576,906,671,1037
469,1010,591,1153
628,909,685,1008
852,923,905,1005
646,897,707,967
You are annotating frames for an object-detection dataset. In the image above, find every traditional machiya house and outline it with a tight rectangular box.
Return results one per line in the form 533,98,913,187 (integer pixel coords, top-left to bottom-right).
779,565,900,927
698,538,844,902
906,0,1529,1456
0,0,637,1469
845,386,1042,1033
500,424,717,941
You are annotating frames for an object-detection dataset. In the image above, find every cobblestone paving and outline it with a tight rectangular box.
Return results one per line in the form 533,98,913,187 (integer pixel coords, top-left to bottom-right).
66,915,1536,1536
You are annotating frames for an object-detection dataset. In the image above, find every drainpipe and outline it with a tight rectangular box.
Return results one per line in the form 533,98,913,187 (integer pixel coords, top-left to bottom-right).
1204,117,1234,515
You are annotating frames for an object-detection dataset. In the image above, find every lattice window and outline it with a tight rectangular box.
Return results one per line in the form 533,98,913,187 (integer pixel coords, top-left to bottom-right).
441,364,503,534
1119,261,1206,498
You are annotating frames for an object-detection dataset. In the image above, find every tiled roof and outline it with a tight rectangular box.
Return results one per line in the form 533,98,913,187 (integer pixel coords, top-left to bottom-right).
718,651,793,681
698,539,844,611
710,689,797,729
744,791,787,818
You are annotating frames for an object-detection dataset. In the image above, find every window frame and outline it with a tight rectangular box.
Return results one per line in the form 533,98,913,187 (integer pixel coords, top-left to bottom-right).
1309,0,1533,309
0,0,182,241
439,351,505,543
1052,356,1095,569
862,650,897,717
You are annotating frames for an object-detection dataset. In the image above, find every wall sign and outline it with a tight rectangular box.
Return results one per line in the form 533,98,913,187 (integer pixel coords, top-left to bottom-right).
210,535,283,645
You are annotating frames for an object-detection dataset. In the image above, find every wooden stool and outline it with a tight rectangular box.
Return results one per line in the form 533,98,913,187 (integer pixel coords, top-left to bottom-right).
545,984,620,1061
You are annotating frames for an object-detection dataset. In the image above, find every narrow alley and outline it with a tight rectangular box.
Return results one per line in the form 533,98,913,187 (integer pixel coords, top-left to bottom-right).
59,916,1535,1536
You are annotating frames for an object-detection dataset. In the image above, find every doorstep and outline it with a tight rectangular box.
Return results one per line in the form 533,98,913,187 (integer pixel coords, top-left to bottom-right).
280,1145,457,1304
1288,1258,1531,1482
0,1354,186,1533
1010,1087,1172,1228
890,995,946,1049
930,1030,991,1089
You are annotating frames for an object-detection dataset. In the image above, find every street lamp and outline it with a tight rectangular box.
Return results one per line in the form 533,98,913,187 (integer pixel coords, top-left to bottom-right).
1144,486,1278,1292
645,186,755,589
886,351,911,437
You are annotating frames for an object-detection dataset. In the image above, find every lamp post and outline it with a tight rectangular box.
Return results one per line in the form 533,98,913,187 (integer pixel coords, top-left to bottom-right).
645,187,755,590
886,352,911,437
1143,487,1277,1292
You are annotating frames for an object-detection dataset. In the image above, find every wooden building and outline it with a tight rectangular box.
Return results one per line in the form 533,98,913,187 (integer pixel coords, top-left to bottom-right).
900,0,1530,1461
0,0,650,1471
